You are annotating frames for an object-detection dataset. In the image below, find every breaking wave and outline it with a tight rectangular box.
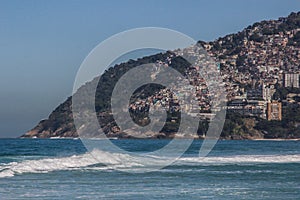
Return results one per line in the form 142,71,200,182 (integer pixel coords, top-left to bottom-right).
177,154,300,165
0,150,300,178
0,150,143,178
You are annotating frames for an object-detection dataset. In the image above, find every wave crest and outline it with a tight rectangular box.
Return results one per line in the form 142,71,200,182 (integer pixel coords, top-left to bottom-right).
1,151,300,178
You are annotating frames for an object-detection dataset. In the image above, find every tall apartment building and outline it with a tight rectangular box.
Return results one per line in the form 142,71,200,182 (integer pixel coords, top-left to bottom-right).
267,101,282,121
262,84,276,101
284,73,299,88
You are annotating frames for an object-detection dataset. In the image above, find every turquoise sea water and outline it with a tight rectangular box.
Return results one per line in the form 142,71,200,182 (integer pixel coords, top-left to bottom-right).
0,139,299,199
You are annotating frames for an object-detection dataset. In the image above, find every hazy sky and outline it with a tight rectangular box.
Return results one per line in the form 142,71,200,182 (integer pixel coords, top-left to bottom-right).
1,0,300,137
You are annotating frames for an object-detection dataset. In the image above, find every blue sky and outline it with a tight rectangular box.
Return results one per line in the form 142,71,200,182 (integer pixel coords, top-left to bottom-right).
0,0,300,137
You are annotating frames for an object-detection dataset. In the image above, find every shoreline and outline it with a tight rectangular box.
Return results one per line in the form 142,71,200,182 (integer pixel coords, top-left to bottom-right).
251,138,300,141
16,136,300,141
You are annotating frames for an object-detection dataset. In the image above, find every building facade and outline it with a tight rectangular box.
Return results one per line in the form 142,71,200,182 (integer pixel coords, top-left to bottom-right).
267,101,282,121
284,73,299,88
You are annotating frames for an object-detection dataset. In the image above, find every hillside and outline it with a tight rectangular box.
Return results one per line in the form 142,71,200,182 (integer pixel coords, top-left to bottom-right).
22,12,300,139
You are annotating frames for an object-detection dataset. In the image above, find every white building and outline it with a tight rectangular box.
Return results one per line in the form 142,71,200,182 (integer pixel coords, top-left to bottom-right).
284,73,299,88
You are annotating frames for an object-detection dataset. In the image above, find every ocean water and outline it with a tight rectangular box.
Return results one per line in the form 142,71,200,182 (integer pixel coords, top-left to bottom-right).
0,139,299,199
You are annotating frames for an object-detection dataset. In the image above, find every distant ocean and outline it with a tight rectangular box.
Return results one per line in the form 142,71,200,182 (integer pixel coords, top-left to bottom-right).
0,139,299,199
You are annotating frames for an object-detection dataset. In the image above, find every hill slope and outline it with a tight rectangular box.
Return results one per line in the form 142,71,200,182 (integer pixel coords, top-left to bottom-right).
22,12,300,139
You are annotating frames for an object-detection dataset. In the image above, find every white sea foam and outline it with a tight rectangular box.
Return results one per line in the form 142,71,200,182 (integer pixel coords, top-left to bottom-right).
177,154,300,165
0,150,143,178
0,152,299,178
